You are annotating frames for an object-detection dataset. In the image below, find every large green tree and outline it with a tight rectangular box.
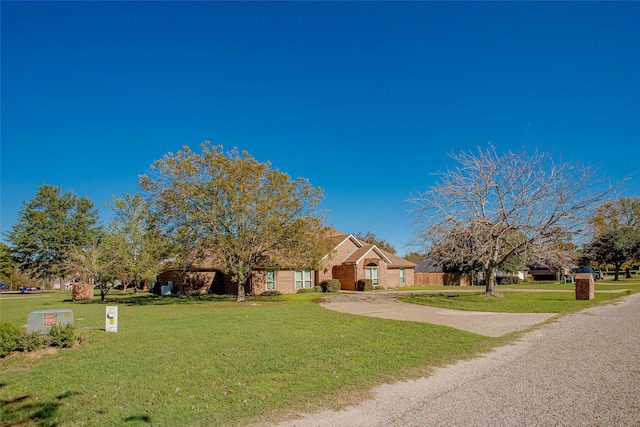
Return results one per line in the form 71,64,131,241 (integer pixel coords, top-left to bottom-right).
585,197,640,280
5,184,101,285
584,228,640,280
140,143,332,301
0,242,15,285
408,145,618,295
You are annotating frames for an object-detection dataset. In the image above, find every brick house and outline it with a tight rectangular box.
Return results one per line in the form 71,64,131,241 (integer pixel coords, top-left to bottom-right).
155,231,416,295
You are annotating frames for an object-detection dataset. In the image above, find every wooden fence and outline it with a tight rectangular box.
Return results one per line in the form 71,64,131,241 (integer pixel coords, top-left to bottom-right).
414,272,474,286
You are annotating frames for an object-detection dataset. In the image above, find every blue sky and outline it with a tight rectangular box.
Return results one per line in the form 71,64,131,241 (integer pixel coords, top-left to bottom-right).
2,1,639,256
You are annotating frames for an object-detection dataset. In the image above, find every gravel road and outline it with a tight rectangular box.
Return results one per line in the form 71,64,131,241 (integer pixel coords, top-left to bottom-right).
271,292,640,426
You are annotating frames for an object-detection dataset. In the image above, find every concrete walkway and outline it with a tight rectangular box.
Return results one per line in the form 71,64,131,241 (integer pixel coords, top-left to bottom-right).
317,291,557,337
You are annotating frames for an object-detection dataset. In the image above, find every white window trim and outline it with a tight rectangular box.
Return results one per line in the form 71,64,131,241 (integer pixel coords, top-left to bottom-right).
266,269,276,290
365,266,379,286
295,269,313,289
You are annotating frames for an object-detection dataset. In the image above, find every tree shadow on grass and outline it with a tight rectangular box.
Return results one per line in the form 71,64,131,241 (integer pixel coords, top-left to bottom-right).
124,414,152,423
66,294,237,306
0,388,80,427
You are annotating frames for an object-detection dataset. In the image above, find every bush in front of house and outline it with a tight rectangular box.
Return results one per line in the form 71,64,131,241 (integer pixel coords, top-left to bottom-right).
356,279,374,291
320,280,341,293
260,290,282,297
297,286,322,294
497,276,521,285
375,285,385,291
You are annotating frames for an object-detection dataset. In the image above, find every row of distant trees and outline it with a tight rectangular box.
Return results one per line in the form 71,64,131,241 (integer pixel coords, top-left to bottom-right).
2,142,638,300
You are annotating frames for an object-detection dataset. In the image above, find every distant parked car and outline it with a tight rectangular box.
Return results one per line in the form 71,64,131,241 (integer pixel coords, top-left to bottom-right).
571,267,600,281
0,284,8,291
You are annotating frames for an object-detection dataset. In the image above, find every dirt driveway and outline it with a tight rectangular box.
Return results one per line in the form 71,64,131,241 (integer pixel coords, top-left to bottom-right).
316,290,557,337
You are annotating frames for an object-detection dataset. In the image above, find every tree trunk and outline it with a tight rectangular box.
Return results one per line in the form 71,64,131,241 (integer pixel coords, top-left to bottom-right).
614,265,620,281
484,266,500,296
237,281,246,302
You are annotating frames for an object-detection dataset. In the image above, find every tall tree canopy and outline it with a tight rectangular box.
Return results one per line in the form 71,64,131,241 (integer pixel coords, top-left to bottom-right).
408,145,618,294
5,184,101,283
0,242,15,285
584,197,640,280
140,143,332,301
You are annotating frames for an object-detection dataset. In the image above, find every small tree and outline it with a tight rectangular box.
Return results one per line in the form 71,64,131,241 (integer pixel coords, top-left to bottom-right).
140,143,333,301
65,238,122,301
408,145,618,295
105,193,172,292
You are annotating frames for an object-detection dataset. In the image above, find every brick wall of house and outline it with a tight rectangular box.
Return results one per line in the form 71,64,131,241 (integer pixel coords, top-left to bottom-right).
252,269,316,295
384,267,415,288
356,256,388,287
322,237,360,273
156,270,185,290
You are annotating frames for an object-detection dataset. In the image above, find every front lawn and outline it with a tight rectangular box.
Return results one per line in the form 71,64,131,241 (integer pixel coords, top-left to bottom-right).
0,291,498,426
399,280,639,313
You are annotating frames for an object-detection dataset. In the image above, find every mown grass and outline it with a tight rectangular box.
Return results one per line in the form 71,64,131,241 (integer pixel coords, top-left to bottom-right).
400,278,640,313
0,291,499,426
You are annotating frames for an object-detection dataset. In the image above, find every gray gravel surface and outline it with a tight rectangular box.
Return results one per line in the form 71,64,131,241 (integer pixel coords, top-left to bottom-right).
270,292,640,426
318,291,557,337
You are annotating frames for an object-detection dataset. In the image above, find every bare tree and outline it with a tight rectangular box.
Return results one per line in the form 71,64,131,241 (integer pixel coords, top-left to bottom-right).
408,145,619,295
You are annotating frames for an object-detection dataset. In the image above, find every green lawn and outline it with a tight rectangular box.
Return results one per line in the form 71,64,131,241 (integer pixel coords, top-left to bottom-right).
399,278,640,313
1,291,498,426
2,281,636,426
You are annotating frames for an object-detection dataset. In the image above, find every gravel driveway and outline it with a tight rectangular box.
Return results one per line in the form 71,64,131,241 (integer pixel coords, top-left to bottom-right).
270,292,640,426
316,291,557,337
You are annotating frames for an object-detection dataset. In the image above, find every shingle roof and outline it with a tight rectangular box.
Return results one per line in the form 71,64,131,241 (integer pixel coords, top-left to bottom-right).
413,256,443,273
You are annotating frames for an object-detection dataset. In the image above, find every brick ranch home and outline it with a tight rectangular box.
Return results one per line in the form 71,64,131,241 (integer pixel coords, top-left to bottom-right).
156,231,416,295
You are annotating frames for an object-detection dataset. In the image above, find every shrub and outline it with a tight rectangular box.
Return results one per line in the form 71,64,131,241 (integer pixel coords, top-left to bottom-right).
320,280,341,293
356,279,374,292
260,290,282,297
47,323,83,348
296,286,322,294
375,285,385,291
0,321,22,357
16,331,44,352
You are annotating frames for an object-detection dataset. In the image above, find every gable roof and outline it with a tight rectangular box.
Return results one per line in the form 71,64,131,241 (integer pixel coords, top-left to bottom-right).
343,243,392,264
325,230,417,268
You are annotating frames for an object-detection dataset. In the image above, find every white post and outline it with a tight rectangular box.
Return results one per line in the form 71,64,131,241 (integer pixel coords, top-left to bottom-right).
105,306,118,333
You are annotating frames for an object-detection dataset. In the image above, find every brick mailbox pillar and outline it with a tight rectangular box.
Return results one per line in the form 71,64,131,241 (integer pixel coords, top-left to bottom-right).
575,273,594,300
72,283,94,301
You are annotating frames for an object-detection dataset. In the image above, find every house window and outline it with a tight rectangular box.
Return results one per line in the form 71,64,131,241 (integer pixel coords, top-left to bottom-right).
295,269,312,289
365,266,379,286
266,269,276,290
399,268,405,284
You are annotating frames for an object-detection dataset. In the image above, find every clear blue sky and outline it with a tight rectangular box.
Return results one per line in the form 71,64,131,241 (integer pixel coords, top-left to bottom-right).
2,1,639,256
